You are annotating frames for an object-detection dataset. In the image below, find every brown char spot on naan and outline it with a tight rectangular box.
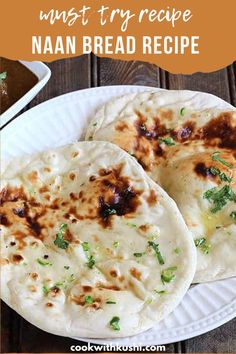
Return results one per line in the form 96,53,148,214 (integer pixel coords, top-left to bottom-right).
130,112,173,170
130,267,142,280
194,162,217,180
97,164,142,227
11,254,24,263
200,112,236,150
146,189,158,206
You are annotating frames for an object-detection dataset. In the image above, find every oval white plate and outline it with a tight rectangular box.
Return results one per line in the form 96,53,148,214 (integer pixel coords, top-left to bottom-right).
1,85,236,345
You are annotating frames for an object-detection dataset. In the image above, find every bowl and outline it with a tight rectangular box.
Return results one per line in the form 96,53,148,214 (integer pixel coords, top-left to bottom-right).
0,60,51,128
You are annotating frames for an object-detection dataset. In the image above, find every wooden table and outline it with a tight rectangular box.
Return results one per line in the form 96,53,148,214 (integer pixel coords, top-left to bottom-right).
1,55,236,353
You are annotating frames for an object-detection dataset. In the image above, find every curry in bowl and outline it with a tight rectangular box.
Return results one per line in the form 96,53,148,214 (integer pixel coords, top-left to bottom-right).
0,57,38,115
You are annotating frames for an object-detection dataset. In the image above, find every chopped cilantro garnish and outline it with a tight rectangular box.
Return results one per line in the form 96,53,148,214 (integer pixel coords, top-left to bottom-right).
43,281,66,295
82,242,95,269
105,208,117,216
148,234,158,241
106,300,116,304
82,242,90,252
86,255,95,269
161,266,177,284
54,281,65,288
133,252,143,257
113,241,119,248
209,167,232,183
54,223,69,249
69,274,75,282
110,316,120,331
85,295,94,304
148,241,164,265
145,298,153,304
230,211,236,221
204,185,236,213
174,248,181,254
159,137,176,146
154,290,167,295
126,222,137,228
194,237,211,254
64,265,70,270
0,71,7,83
212,152,233,169
180,107,187,117
93,122,98,127
42,285,49,295
37,258,52,266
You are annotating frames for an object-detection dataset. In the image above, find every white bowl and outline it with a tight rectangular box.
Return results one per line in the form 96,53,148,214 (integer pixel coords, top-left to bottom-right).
0,60,51,128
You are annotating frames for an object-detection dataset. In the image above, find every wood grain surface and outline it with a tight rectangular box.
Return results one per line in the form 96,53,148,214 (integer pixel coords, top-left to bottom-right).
1,55,236,353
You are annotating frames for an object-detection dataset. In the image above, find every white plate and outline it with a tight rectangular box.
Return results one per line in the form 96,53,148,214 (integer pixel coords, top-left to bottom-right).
1,85,236,345
0,60,51,128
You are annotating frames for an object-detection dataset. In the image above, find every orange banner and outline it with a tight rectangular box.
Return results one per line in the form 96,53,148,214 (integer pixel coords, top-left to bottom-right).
1,0,236,74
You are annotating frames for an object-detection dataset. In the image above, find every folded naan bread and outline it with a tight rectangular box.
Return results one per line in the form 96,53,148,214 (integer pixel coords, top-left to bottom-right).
86,91,236,283
0,141,196,338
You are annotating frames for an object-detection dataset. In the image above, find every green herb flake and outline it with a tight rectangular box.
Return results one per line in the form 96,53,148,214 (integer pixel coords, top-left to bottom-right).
174,248,181,254
133,252,143,257
145,298,153,305
194,237,211,254
113,241,119,248
154,290,167,295
230,211,236,221
110,316,120,331
161,266,177,284
86,255,95,269
92,122,98,127
64,265,70,270
37,258,52,266
82,241,90,252
209,167,232,183
204,185,236,213
0,71,7,83
68,274,76,282
54,223,70,249
126,222,137,228
85,295,94,304
148,241,165,265
159,137,176,146
211,152,233,169
106,300,116,304
54,281,65,288
42,285,50,295
180,107,187,117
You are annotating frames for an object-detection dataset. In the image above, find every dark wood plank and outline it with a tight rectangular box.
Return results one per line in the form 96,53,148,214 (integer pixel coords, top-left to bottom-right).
166,68,231,102
1,302,21,353
227,63,236,107
29,55,91,108
182,318,236,353
98,58,160,87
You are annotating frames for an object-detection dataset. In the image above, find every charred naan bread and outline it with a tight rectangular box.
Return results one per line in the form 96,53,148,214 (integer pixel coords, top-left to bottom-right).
1,141,196,338
86,91,236,283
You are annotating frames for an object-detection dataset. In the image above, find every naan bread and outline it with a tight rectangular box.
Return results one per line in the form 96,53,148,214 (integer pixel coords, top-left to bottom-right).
0,141,196,338
86,91,236,283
